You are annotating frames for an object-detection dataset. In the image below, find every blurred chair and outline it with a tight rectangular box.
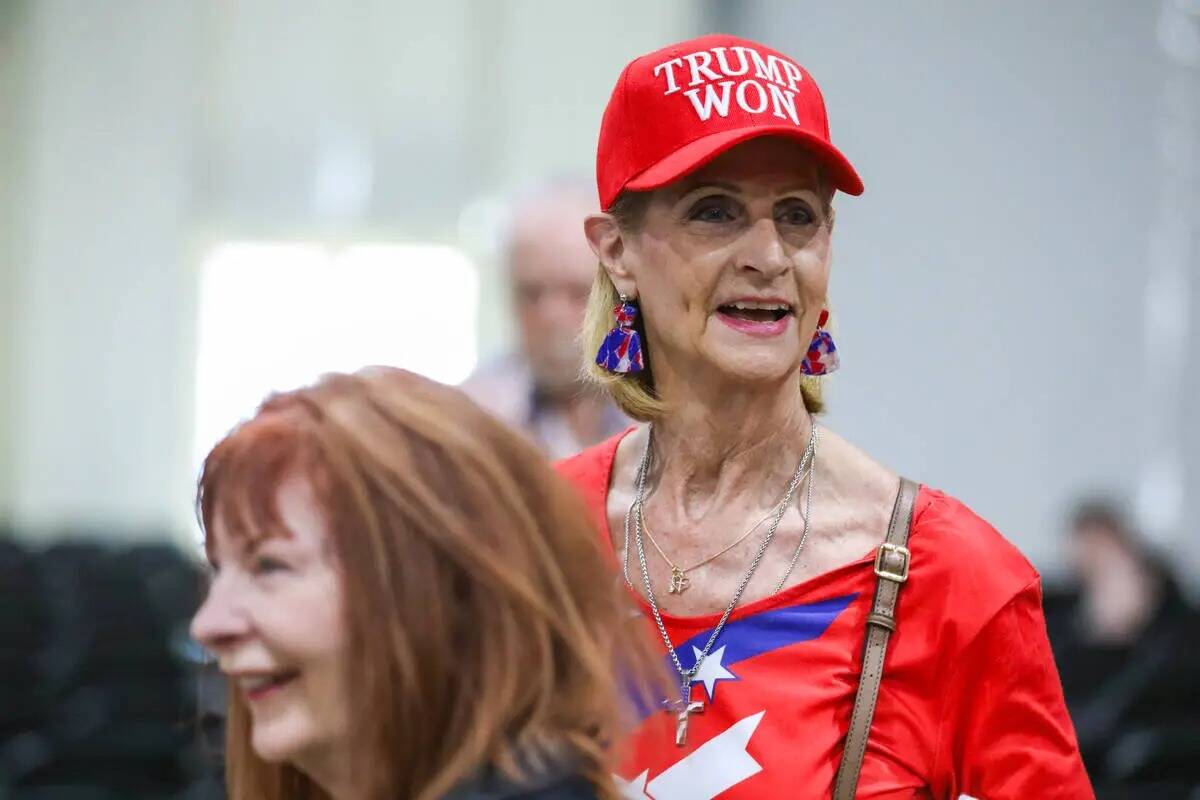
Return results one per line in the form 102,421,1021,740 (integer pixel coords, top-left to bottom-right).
0,535,221,799
0,537,51,783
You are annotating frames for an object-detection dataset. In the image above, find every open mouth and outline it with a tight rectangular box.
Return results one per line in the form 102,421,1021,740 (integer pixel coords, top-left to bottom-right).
716,301,793,322
239,669,301,702
716,300,794,329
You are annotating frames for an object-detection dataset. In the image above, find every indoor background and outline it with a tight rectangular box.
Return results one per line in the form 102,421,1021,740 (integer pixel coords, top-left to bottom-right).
1,1,1198,797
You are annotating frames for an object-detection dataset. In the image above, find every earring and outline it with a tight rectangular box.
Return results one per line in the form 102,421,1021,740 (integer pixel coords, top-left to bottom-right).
595,294,644,374
801,309,840,376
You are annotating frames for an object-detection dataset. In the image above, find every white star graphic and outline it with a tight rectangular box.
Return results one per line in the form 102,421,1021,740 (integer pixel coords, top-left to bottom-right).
613,769,651,799
648,711,765,799
691,644,738,702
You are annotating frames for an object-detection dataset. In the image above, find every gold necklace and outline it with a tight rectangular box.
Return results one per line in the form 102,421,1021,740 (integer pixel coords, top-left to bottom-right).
639,464,810,595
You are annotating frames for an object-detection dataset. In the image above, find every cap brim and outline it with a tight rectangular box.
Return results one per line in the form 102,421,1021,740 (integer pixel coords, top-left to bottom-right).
624,126,864,198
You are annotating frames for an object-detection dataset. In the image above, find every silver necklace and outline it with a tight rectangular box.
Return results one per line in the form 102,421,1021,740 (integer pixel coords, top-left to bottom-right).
623,423,819,746
771,429,819,593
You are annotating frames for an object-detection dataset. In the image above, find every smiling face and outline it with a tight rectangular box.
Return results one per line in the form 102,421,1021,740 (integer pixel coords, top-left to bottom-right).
593,137,834,390
190,473,349,774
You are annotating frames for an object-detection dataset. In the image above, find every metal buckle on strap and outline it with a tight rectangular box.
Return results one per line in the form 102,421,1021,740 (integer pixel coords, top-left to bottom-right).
873,542,911,583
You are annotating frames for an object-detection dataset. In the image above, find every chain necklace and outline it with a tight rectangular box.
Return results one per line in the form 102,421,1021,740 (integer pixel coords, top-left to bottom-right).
771,437,818,593
638,462,812,595
623,423,819,746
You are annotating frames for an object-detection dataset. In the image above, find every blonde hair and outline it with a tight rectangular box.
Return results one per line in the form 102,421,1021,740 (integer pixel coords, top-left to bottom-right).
198,368,662,800
581,193,827,420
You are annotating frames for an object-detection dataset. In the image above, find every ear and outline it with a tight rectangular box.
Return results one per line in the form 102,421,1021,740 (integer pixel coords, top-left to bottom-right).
584,213,637,298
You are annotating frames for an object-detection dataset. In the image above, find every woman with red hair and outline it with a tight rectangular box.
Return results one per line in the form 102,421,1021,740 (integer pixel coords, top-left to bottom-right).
190,368,659,800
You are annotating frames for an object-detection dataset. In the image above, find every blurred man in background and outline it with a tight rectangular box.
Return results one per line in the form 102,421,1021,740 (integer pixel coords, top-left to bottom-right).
1044,498,1200,798
462,180,627,459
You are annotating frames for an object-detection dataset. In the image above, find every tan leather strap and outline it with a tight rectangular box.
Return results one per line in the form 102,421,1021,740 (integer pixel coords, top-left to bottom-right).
832,477,918,800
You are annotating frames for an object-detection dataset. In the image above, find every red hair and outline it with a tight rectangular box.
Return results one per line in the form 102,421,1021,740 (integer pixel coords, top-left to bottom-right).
198,368,662,800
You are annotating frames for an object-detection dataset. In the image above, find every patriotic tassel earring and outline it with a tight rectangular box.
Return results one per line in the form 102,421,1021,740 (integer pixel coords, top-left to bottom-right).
801,309,840,375
595,294,644,374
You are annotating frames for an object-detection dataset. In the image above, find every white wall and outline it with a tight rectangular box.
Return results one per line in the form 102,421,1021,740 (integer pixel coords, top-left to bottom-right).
194,0,702,359
6,0,202,538
0,0,702,543
730,0,1199,581
4,0,1192,584
0,1,29,523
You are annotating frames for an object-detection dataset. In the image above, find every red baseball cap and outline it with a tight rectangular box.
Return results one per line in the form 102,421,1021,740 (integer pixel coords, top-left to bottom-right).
596,34,863,210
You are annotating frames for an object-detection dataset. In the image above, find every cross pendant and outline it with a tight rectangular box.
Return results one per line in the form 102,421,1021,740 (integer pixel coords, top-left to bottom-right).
667,566,690,594
673,684,704,746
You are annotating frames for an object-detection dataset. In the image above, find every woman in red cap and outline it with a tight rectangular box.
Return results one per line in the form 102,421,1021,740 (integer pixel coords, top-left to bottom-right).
561,34,1093,799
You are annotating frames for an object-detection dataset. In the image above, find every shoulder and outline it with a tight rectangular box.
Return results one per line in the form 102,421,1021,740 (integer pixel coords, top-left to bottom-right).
555,428,631,495
907,486,1041,642
555,427,635,533
911,487,1037,582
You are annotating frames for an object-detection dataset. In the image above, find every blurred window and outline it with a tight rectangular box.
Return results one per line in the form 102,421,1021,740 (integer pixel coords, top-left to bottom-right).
193,241,478,465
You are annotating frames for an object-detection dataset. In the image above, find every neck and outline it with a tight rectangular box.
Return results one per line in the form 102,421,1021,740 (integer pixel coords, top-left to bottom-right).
294,747,355,800
648,370,813,521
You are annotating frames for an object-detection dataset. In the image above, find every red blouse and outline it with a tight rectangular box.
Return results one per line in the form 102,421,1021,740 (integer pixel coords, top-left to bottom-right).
558,430,1094,800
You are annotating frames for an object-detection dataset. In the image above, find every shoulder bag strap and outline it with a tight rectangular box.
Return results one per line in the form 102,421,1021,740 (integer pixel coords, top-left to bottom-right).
832,477,918,800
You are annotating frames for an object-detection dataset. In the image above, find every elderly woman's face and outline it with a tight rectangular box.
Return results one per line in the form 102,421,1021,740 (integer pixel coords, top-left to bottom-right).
191,474,350,774
621,138,834,386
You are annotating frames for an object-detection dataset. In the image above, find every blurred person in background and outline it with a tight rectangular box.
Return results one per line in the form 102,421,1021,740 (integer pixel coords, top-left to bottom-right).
190,368,660,800
462,180,627,459
1045,498,1200,797
559,34,1092,798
